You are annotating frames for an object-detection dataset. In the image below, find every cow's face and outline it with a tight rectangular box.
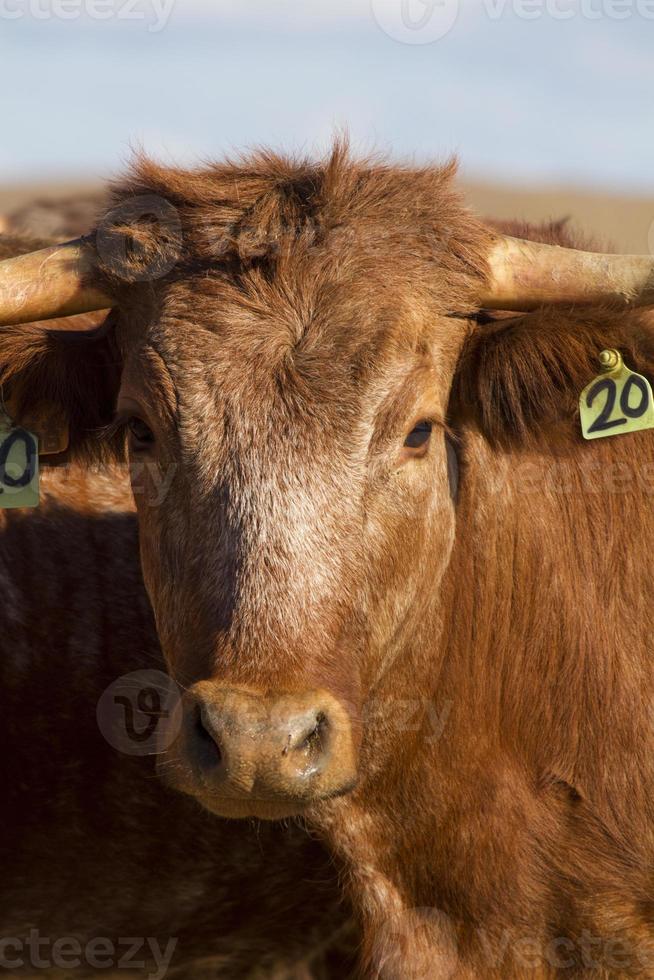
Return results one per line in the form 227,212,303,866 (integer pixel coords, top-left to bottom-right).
119,279,469,819
2,152,490,819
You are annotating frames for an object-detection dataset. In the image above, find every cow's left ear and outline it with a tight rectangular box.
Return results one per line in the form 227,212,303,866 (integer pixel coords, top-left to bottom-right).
0,310,124,465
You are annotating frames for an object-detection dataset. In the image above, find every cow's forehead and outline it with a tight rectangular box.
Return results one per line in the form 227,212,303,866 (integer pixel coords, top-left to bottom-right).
122,260,445,426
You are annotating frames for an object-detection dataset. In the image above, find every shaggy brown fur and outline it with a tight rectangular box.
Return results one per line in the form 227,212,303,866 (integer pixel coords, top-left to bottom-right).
3,142,654,977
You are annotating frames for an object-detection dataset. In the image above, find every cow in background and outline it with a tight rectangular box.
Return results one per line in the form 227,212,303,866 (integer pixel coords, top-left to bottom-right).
0,462,356,978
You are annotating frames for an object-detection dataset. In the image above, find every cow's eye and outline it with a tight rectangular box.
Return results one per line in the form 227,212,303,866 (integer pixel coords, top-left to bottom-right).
127,416,155,451
404,420,432,453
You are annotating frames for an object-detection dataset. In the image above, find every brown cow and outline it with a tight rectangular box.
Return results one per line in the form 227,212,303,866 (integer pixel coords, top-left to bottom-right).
2,141,654,977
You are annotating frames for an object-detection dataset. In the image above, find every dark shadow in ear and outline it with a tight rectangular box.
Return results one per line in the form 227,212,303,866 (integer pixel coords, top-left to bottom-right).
0,310,125,466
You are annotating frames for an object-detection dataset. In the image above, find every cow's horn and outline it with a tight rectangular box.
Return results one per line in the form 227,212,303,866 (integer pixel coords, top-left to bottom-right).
481,235,654,311
0,238,114,326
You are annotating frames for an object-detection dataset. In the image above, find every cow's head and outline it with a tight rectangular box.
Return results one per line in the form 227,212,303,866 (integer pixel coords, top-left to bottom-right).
1,146,652,819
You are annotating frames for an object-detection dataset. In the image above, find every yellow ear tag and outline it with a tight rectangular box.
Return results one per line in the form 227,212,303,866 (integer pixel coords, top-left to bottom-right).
0,413,39,508
580,349,654,441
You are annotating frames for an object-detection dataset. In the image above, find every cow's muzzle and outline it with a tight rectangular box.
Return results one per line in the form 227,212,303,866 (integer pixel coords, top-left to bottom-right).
166,683,358,819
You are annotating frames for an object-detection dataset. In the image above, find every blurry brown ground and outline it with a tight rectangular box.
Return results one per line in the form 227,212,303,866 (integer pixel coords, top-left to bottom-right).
0,179,652,253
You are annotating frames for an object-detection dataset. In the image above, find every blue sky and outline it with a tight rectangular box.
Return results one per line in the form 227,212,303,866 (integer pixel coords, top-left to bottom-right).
0,0,652,190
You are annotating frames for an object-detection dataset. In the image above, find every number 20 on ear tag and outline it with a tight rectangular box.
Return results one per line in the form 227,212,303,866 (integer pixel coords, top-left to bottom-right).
580,349,654,441
0,418,39,508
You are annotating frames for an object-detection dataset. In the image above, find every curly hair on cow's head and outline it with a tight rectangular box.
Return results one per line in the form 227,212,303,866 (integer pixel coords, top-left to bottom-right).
93,137,492,318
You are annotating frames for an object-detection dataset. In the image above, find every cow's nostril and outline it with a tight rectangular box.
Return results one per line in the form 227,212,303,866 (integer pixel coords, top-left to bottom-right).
194,709,222,766
289,711,329,758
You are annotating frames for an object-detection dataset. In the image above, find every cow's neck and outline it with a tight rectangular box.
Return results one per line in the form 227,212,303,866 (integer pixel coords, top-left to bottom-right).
312,426,654,975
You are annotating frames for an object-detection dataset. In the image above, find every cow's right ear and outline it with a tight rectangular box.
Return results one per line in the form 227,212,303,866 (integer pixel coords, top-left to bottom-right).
0,310,124,465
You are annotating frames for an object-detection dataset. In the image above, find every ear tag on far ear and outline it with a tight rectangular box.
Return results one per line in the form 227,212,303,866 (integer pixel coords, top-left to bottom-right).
580,349,654,441
0,411,39,509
